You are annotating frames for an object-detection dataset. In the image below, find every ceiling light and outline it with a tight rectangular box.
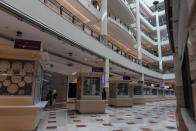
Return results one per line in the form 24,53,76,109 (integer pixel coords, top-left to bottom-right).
72,72,77,75
16,31,22,37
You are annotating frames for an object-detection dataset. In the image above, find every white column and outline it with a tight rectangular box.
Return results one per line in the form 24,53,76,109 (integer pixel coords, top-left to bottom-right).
101,0,107,36
105,58,109,88
156,11,163,71
136,0,142,64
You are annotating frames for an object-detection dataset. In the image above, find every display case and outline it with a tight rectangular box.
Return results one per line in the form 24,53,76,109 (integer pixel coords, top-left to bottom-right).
158,88,165,101
75,72,105,113
130,81,146,104
151,87,159,101
0,47,47,131
108,79,133,107
143,85,153,102
165,89,176,100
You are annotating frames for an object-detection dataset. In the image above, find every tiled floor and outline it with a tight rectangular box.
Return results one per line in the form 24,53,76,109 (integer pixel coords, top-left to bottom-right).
37,100,177,131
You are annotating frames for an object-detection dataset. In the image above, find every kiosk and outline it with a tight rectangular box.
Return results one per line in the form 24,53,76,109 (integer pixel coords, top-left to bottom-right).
75,72,105,113
165,89,176,100
143,85,153,102
108,79,133,107
151,87,159,101
0,47,47,131
131,81,146,104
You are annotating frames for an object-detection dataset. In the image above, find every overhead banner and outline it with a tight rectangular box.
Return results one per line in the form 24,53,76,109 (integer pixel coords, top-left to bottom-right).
123,76,131,80
14,39,41,51
92,67,104,72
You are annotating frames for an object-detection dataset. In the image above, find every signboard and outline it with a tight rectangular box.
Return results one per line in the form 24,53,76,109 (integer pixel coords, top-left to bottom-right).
137,81,143,84
92,67,104,72
14,39,41,51
123,76,130,80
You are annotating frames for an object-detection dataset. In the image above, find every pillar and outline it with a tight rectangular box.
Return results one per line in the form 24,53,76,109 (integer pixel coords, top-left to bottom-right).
174,53,185,108
136,0,142,64
156,11,163,71
105,58,109,100
101,0,107,44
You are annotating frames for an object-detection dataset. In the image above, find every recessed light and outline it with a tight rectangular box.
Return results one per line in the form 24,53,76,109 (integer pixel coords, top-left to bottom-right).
84,58,88,61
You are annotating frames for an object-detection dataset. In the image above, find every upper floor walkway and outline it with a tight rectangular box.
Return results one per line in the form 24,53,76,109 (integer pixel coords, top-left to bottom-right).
0,0,175,80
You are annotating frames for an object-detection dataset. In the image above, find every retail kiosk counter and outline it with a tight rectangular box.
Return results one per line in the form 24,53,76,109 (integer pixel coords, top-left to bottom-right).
75,72,105,113
0,47,47,131
108,79,133,107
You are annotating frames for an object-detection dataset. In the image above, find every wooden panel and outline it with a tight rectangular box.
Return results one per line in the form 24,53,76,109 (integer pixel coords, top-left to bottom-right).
0,96,33,106
109,98,133,107
133,98,146,104
0,107,43,131
0,47,42,61
76,100,106,113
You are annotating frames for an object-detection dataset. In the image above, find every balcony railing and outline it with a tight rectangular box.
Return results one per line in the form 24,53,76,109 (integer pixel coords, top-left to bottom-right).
108,13,136,39
91,0,101,11
42,0,163,73
142,45,158,57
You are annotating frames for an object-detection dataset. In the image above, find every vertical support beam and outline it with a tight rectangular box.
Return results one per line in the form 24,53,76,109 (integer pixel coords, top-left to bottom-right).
141,73,144,82
101,0,107,44
156,11,163,71
105,58,109,88
136,0,142,64
105,58,110,100
174,53,185,108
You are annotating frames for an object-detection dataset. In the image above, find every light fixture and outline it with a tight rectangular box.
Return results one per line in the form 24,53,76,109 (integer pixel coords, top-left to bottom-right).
72,72,77,75
16,31,22,37
153,1,159,10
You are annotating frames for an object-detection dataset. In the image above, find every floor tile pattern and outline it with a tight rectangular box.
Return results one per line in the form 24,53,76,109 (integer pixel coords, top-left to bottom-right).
37,100,177,131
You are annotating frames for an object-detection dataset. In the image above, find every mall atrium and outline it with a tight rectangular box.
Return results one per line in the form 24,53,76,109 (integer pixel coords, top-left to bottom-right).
0,0,195,131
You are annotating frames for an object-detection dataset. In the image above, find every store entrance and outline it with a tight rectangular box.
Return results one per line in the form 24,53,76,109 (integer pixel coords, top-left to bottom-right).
182,45,195,118
42,71,68,102
68,83,77,98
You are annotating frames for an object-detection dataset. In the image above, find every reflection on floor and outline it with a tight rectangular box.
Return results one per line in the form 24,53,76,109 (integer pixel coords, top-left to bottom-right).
37,100,177,131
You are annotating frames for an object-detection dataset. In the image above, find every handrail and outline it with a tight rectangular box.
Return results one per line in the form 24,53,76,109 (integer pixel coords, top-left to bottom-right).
108,13,136,40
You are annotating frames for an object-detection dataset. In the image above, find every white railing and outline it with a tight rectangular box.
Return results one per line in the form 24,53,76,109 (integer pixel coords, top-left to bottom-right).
162,56,173,62
141,48,159,61
140,14,157,31
141,31,157,45
161,40,169,45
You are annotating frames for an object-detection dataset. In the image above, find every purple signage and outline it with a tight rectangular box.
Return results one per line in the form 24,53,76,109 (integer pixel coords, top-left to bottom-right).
138,81,143,84
123,76,130,80
92,67,104,72
14,39,41,51
147,83,151,86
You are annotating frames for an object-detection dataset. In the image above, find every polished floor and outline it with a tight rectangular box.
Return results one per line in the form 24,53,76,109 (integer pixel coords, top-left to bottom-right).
37,100,177,131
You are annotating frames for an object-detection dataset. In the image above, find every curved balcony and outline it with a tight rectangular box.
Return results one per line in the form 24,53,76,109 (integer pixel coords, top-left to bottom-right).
0,0,175,79
107,14,136,49
141,31,157,45
141,48,159,61
162,56,174,62
140,14,157,31
108,0,135,25
76,0,101,18
139,0,165,17
160,24,167,31
161,40,169,46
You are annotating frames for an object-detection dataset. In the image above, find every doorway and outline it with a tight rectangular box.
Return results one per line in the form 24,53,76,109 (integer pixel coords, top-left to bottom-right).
68,83,77,98
182,45,195,118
